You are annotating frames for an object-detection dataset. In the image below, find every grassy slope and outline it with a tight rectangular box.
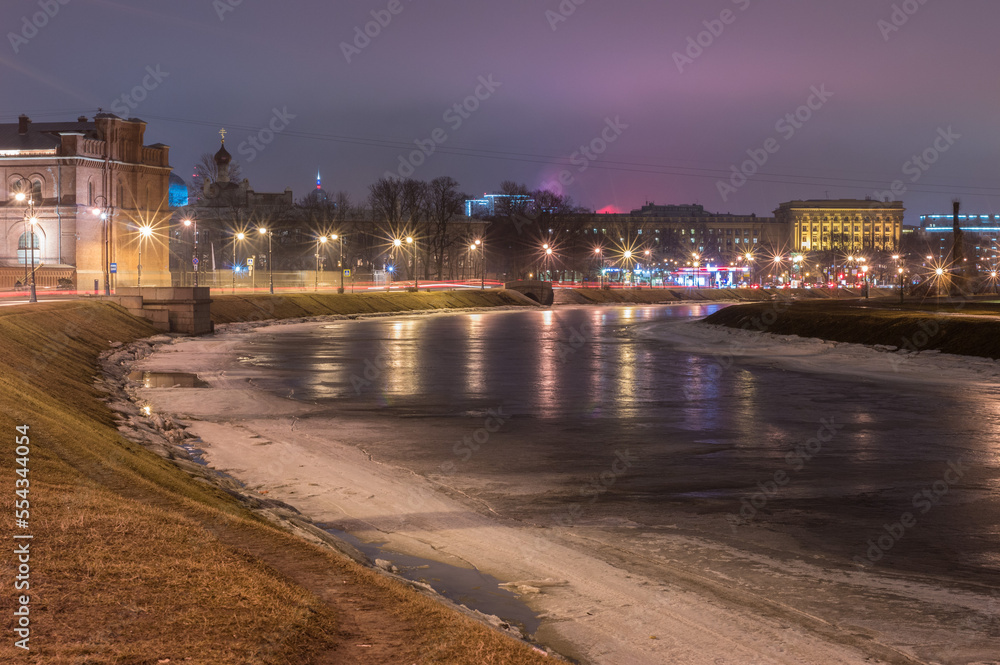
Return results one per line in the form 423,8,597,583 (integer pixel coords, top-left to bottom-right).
210,289,533,324
704,300,1000,358
0,297,550,665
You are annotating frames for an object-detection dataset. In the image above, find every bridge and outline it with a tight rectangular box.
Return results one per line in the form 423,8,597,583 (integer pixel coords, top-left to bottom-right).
504,280,554,306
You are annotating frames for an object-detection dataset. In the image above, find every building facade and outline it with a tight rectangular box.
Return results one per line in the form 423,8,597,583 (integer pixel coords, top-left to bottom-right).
589,203,787,259
774,199,904,254
918,213,999,270
0,113,172,291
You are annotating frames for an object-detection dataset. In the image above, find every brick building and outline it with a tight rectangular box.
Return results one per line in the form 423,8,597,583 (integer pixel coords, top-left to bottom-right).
0,113,172,292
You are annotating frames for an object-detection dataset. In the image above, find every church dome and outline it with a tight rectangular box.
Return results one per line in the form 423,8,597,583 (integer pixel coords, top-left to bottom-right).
214,142,232,166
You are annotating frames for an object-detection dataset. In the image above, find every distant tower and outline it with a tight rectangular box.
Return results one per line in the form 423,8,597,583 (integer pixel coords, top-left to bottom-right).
308,169,329,204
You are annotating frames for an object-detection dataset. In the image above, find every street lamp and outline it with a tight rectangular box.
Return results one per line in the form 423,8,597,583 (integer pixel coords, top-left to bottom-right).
182,217,199,287
898,267,906,303
233,232,245,294
92,195,113,295
137,225,154,288
15,192,38,302
258,227,273,295
393,238,404,288
316,235,328,291
475,238,483,290
594,247,603,288
406,236,418,291
331,233,344,293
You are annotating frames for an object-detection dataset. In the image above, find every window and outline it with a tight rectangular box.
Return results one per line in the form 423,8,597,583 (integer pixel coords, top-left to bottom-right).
17,231,41,265
88,181,94,206
31,180,42,202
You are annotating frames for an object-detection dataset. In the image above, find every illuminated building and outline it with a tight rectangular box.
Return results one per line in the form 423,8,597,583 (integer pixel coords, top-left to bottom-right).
0,113,172,291
774,199,904,253
919,213,1000,268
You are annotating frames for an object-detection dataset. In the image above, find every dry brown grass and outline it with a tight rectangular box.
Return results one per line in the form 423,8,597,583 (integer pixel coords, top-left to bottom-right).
209,290,533,325
0,299,552,665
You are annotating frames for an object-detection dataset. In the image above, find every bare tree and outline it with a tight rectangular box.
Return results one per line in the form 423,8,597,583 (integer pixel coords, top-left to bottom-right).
426,177,465,279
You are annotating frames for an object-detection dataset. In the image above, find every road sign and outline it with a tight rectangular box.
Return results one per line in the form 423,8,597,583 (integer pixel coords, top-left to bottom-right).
110,263,117,274
192,257,199,265
247,258,254,266
344,269,351,277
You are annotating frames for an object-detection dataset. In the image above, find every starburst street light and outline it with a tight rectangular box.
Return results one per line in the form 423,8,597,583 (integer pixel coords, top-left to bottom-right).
315,235,328,291
15,192,38,302
233,231,246,294
406,236,418,291
136,225,154,288
182,217,200,287
471,238,484,290
258,227,273,294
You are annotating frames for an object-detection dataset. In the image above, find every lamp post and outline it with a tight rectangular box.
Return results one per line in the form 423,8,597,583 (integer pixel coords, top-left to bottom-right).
475,238,483,290
316,235,328,291
137,225,153,288
543,244,553,282
233,232,245,294
406,236,418,291
15,192,37,302
393,238,404,288
594,247,603,288
91,195,113,295
332,233,344,294
258,227,273,295
898,267,906,304
182,217,199,287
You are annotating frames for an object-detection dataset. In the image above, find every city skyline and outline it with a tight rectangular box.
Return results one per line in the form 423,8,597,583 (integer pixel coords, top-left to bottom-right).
3,1,997,225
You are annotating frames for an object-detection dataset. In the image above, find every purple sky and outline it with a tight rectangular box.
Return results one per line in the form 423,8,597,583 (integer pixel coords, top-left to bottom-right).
2,0,998,223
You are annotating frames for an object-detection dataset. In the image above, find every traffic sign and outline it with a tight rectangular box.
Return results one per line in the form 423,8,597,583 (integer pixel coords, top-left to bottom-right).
344,269,351,277
110,263,117,274
247,258,254,266
192,257,199,265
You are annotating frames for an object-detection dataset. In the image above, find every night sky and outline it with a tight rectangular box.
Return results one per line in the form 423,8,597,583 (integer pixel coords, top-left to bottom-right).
2,0,997,223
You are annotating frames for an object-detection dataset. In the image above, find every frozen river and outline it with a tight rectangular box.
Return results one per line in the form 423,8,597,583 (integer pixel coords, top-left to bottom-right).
138,305,1000,664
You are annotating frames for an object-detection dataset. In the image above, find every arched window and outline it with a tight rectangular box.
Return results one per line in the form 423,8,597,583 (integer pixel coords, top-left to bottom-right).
18,231,41,265
11,179,25,200
31,180,42,202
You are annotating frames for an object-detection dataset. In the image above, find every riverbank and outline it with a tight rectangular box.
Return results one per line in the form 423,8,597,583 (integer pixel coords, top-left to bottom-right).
553,286,894,305
210,288,539,325
0,297,553,664
704,299,1000,359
